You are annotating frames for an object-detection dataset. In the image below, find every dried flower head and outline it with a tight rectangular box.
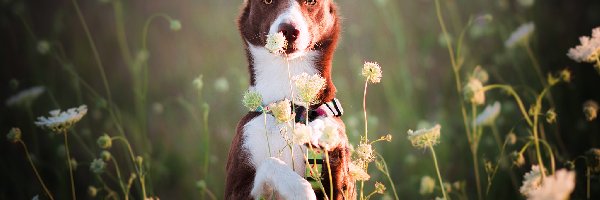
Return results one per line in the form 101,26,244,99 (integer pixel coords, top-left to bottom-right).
265,32,287,54
528,169,576,200
419,175,436,195
242,90,263,111
356,142,374,162
407,124,441,149
472,65,489,83
382,134,392,142
361,62,382,83
475,101,501,126
268,99,293,123
463,78,485,105
583,100,599,121
506,132,517,145
512,151,525,167
70,158,78,169
90,158,106,174
505,22,535,48
170,19,182,31
567,27,600,63
6,127,21,143
292,123,312,145
349,161,370,181
586,148,600,173
520,165,545,197
546,108,557,124
97,134,112,149
292,73,325,106
34,105,88,133
88,186,98,197
560,68,571,83
374,182,386,194
5,86,45,107
100,151,112,162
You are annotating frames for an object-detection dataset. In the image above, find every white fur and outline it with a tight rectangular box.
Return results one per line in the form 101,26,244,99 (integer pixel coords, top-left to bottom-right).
268,0,311,59
251,157,317,200
248,44,320,105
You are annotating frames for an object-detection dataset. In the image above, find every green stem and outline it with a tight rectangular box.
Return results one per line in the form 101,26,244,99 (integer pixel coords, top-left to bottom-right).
19,140,55,200
523,41,547,88
64,132,77,200
429,146,448,200
538,139,556,175
363,80,369,139
482,84,533,126
112,158,127,200
263,112,272,157
376,154,399,200
325,152,334,200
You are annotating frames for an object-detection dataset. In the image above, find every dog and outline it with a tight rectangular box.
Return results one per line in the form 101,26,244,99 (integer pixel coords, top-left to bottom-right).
226,0,355,199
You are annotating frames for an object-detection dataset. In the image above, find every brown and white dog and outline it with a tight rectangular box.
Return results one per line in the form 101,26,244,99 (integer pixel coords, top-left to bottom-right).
226,0,354,199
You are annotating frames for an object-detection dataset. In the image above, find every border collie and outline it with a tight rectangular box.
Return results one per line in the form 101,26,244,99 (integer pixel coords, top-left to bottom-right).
226,0,354,199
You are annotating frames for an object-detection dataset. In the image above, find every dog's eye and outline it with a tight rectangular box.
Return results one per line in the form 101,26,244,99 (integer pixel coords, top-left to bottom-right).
263,0,272,4
305,0,316,5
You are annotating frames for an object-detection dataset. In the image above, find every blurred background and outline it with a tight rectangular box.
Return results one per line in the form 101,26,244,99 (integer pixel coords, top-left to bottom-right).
1,0,599,199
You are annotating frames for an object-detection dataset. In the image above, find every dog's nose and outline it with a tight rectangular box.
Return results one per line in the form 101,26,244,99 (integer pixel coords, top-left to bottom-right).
277,23,299,43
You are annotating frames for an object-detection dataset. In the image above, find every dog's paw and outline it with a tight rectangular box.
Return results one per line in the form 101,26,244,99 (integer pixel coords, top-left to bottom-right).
251,157,317,200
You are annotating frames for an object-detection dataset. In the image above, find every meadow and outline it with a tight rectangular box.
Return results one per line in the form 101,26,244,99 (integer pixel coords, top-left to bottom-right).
1,0,599,199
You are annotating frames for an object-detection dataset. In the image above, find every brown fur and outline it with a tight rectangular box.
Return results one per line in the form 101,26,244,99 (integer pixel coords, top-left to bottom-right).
226,0,354,199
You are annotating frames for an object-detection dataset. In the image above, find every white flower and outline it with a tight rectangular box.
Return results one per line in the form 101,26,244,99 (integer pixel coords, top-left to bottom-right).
5,86,45,107
528,169,576,200
34,105,88,133
419,175,436,195
356,143,374,161
265,32,287,54
505,22,535,48
475,101,501,126
90,158,106,174
308,118,340,150
292,123,312,145
214,77,229,93
567,27,600,63
520,165,544,197
37,40,50,55
268,99,292,123
292,73,326,106
407,124,441,149
349,161,370,181
361,62,382,83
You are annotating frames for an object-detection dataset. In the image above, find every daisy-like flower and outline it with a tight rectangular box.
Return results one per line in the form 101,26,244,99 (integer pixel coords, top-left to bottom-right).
520,165,545,197
528,169,576,200
265,32,287,54
6,127,22,143
308,118,340,150
170,19,182,31
349,161,370,181
268,99,293,123
90,158,106,174
583,100,599,121
292,123,312,145
356,142,374,162
5,86,45,107
475,101,501,126
242,90,263,111
505,22,535,48
407,124,441,149
34,105,88,133
567,27,600,64
419,175,436,195
292,72,326,106
361,62,382,84
463,78,485,105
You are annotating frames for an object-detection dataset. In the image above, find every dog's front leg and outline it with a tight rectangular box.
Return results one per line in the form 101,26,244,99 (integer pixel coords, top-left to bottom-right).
251,157,317,200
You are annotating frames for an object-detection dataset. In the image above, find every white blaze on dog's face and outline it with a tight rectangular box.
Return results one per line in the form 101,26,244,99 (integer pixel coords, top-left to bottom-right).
239,0,338,59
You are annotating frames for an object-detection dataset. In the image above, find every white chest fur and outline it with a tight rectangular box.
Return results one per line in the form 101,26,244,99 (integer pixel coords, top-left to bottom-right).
242,113,307,176
248,44,320,105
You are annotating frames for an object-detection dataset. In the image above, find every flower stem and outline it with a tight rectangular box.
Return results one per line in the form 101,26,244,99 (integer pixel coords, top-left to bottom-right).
112,158,127,200
429,146,448,200
18,140,54,200
325,152,334,200
523,41,547,89
64,132,77,200
363,80,369,139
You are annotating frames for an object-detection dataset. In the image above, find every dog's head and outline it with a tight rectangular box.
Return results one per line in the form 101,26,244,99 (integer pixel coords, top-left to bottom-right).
238,0,340,59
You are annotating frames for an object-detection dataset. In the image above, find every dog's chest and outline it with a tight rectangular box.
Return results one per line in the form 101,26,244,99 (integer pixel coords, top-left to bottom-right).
242,114,307,175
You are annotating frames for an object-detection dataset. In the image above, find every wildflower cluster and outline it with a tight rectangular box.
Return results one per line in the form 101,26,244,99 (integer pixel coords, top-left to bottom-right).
34,105,88,133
